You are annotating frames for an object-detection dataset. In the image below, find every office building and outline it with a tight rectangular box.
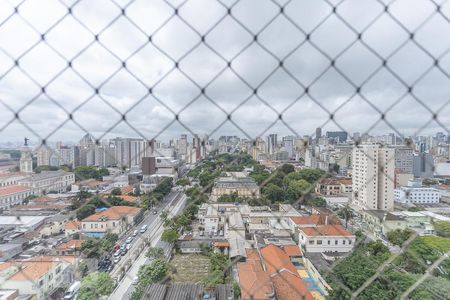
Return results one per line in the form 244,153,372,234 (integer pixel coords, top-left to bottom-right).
413,153,434,179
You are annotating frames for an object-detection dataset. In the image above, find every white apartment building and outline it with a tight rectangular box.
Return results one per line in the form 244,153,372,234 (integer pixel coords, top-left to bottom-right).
0,256,76,300
298,224,355,253
352,144,395,211
394,183,440,204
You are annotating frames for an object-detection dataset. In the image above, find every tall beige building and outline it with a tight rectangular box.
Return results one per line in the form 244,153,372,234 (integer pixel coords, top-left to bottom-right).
352,144,395,211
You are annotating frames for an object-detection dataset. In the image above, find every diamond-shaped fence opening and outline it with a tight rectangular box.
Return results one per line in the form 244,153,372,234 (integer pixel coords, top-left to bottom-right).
1,0,450,299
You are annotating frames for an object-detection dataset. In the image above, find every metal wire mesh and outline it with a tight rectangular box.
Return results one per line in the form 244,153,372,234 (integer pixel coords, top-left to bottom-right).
1,0,450,299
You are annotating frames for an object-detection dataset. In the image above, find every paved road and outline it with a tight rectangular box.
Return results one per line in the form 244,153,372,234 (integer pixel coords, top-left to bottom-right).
108,190,180,279
109,192,187,300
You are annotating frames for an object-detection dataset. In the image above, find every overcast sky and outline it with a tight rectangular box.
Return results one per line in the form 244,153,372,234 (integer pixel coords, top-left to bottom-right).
0,0,450,145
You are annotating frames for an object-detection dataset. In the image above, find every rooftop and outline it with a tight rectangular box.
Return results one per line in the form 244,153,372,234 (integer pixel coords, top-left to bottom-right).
82,206,141,222
0,185,33,197
300,225,354,237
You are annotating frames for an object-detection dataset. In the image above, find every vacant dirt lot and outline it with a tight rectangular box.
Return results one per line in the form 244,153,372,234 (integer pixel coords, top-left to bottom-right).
169,253,210,283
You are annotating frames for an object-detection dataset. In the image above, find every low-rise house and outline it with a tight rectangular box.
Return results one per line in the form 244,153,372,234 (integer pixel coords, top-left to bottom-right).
298,225,355,253
260,244,313,300
360,210,407,238
64,220,81,237
39,215,69,238
54,239,83,256
81,206,143,237
0,256,76,300
316,178,352,196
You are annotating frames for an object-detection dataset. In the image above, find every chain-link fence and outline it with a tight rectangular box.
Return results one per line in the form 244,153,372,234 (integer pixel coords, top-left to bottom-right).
1,0,450,299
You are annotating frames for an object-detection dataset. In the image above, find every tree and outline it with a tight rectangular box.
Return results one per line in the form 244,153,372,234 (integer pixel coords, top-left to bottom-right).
111,187,121,195
296,169,326,184
280,163,295,174
138,259,168,284
146,247,165,259
161,229,179,243
76,204,96,220
262,184,284,203
176,178,190,186
337,205,354,228
306,197,327,207
77,272,114,300
386,228,414,246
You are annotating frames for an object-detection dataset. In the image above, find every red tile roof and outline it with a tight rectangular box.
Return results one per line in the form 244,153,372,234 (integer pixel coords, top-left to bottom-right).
238,249,274,300
260,244,313,300
65,220,81,230
82,206,140,222
282,245,302,257
213,241,230,248
0,185,32,196
290,215,326,226
56,239,83,250
300,224,354,237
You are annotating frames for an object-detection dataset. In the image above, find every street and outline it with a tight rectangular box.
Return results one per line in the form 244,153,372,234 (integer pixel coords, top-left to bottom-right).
108,191,187,300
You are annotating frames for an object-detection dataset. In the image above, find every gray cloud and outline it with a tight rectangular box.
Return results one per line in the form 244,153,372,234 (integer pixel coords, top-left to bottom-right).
1,0,450,145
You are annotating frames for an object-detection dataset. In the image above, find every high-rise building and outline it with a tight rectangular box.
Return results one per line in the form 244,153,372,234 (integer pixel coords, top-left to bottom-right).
266,134,277,155
326,131,348,144
413,153,434,179
394,147,414,174
315,127,322,142
352,144,395,211
36,144,52,166
282,136,294,159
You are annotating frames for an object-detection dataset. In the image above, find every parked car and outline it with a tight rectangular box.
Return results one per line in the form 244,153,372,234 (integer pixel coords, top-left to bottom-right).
152,210,157,215
114,256,121,264
126,244,132,250
120,244,126,251
121,248,127,256
132,230,139,237
132,276,139,285
63,281,80,300
114,250,121,257
126,237,133,244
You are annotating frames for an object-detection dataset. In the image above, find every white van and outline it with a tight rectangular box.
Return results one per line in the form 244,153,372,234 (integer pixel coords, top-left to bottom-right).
63,281,80,300
140,224,148,233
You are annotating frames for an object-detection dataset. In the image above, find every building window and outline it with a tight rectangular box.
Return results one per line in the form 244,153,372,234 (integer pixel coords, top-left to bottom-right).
335,240,338,245
328,240,331,245
317,240,322,245
349,240,352,245
343,240,346,245
309,240,314,245
39,280,44,286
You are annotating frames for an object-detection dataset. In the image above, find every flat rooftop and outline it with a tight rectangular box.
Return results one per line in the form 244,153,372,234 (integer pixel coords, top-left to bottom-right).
0,215,48,227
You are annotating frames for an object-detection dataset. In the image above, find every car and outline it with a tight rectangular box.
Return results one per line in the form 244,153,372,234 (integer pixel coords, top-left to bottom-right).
121,248,127,256
114,256,121,264
132,230,139,237
113,244,120,252
126,237,133,244
63,281,80,300
131,276,139,285
140,225,148,233
120,244,126,250
126,244,132,250
152,210,157,215
114,250,121,257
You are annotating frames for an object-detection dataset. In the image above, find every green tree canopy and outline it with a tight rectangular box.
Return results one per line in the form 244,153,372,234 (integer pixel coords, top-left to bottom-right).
161,229,179,243
77,272,114,300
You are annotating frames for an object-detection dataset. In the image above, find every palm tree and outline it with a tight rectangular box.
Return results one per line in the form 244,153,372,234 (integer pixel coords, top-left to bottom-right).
338,205,354,229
